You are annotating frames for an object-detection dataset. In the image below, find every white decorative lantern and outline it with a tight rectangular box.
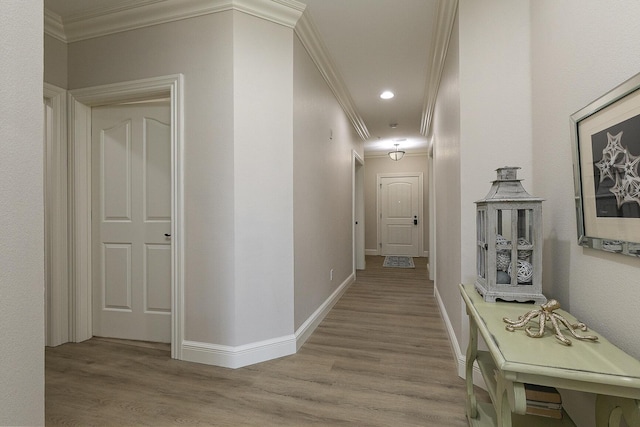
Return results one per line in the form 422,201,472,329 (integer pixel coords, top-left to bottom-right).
475,167,546,303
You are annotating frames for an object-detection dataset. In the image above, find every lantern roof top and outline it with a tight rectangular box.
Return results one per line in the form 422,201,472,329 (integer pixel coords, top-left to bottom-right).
476,166,543,203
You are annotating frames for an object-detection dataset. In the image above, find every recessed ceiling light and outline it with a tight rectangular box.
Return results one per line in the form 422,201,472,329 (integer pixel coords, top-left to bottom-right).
380,91,394,100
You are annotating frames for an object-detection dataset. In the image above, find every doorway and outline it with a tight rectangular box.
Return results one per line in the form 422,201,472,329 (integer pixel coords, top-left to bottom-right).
44,83,68,347
91,101,171,343
378,173,423,257
68,75,184,359
353,151,365,272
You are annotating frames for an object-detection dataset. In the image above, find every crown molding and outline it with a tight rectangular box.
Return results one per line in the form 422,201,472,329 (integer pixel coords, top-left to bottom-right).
294,11,369,141
420,0,458,138
234,0,305,28
44,8,66,42
45,0,306,43
43,0,368,142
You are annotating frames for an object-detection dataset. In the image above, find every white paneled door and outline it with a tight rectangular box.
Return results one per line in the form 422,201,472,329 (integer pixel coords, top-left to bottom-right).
380,175,422,256
92,102,171,343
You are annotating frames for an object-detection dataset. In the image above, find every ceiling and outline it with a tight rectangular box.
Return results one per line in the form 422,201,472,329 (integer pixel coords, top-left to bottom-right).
44,0,439,156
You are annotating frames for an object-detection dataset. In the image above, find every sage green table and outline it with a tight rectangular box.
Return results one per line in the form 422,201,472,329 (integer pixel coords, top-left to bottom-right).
460,283,640,427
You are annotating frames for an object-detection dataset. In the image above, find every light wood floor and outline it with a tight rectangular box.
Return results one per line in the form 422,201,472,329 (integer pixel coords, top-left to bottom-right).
46,256,473,426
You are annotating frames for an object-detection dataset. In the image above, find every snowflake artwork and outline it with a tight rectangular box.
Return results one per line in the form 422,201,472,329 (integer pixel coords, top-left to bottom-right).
592,114,640,218
595,131,625,183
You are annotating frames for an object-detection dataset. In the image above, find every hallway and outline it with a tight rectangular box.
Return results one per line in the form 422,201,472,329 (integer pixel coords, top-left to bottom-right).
45,256,470,426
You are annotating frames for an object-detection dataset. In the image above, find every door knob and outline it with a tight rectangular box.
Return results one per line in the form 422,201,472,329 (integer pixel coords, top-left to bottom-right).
164,233,171,237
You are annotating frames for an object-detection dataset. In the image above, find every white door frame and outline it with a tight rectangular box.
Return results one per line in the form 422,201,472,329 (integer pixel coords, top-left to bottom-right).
352,150,365,274
44,83,69,347
68,75,185,359
428,142,436,280
377,172,424,256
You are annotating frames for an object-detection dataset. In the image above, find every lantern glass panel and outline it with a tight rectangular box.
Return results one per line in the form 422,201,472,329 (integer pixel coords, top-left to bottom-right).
477,208,487,281
495,208,536,286
517,209,534,277
495,208,514,285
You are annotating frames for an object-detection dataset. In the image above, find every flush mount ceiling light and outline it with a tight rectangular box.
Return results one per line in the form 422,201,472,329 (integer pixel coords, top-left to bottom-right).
380,90,394,100
388,143,405,161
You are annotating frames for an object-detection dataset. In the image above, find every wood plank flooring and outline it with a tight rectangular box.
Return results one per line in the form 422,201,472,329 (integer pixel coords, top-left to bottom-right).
46,256,473,426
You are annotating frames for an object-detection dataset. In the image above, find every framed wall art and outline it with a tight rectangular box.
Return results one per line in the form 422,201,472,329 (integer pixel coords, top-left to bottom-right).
571,72,640,257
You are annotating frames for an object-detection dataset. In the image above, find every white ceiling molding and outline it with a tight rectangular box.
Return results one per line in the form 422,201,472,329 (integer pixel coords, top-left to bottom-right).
420,0,458,138
295,11,370,141
42,0,368,142
44,8,66,42
234,0,305,28
44,0,306,43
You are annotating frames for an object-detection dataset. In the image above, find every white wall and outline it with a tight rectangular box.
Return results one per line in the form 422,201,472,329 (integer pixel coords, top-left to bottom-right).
433,0,534,364
0,1,45,424
68,12,238,346
44,33,67,89
434,1,640,424
431,10,462,352
458,0,533,287
363,154,429,255
531,2,640,425
63,6,362,363
68,10,298,353
69,10,298,348
293,35,363,329
232,11,295,344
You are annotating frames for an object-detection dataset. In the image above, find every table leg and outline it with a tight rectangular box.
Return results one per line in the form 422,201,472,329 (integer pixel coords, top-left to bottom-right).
595,395,640,427
466,312,478,420
496,387,513,427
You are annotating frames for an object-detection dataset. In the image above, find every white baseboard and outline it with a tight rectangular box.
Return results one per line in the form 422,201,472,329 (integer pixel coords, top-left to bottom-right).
434,284,486,390
180,273,355,369
295,272,355,350
182,334,296,369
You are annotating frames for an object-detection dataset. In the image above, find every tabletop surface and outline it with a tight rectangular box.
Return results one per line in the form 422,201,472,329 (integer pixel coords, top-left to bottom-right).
460,283,640,393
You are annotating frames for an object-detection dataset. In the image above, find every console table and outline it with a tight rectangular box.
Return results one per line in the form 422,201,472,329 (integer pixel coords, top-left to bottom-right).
460,283,640,427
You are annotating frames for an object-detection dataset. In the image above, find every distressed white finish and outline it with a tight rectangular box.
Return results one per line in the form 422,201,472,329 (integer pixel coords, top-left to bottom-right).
474,167,545,304
461,284,640,427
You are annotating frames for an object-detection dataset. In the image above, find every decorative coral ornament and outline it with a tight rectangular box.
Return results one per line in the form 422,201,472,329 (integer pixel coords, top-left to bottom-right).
503,299,599,346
